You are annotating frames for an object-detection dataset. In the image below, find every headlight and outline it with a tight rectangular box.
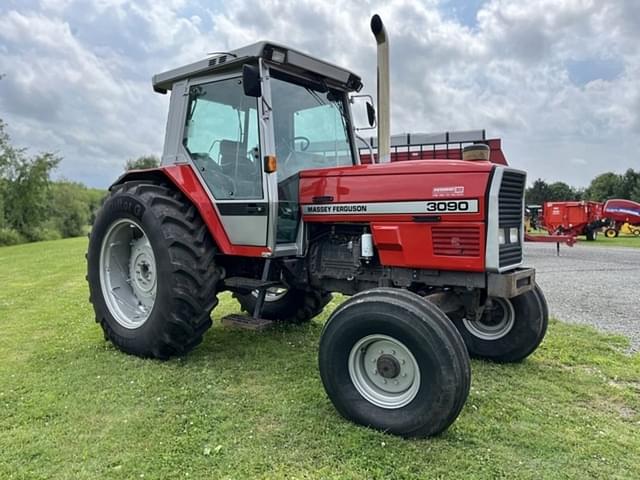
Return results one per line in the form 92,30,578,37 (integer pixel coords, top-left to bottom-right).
271,49,286,63
509,228,519,243
498,229,506,244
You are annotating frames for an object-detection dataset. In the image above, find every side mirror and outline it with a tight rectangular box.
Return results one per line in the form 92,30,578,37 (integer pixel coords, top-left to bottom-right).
350,94,376,130
242,64,261,97
366,101,376,127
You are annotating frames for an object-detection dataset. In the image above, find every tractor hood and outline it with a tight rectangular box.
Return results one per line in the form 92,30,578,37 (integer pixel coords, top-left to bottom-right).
300,159,495,178
299,159,497,209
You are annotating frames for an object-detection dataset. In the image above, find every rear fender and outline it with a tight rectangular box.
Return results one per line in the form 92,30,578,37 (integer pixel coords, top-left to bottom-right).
111,165,270,257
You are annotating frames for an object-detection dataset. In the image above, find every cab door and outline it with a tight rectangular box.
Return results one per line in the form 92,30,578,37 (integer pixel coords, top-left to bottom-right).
181,73,269,247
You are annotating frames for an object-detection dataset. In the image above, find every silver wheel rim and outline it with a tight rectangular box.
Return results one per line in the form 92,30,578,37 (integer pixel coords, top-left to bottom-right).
463,298,515,340
348,334,421,409
251,287,288,302
99,219,157,329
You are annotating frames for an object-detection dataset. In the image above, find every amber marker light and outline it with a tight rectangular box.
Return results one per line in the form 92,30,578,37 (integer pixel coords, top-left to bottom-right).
264,155,277,173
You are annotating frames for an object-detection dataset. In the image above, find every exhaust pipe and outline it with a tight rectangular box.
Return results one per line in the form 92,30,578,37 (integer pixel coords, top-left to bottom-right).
370,14,391,163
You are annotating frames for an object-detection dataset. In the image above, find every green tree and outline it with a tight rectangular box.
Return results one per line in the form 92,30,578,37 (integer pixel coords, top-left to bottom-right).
546,181,579,201
47,181,91,238
620,169,640,202
3,152,61,238
125,155,160,171
525,179,550,205
586,172,624,201
0,119,61,240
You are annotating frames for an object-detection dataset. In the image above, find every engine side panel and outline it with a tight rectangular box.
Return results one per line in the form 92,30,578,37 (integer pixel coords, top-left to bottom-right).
300,169,492,272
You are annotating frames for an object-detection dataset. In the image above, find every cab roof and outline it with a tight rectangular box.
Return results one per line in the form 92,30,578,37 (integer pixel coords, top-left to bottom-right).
152,41,363,94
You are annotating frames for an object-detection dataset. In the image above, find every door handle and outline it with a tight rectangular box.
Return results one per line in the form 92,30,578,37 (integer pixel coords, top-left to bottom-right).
246,205,265,214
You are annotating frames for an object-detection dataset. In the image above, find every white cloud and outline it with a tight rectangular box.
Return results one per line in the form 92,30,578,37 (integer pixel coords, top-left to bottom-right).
0,0,638,188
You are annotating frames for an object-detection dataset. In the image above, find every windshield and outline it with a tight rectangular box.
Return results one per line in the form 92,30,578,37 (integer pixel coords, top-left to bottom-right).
270,74,354,180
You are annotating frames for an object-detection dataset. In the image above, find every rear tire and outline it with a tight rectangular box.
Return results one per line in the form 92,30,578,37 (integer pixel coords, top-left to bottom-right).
452,286,548,363
586,229,597,241
318,288,470,437
87,180,221,359
234,288,331,324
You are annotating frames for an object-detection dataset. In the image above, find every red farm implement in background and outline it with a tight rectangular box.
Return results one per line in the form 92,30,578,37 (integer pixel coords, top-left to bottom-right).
358,130,508,165
602,199,640,237
540,201,608,241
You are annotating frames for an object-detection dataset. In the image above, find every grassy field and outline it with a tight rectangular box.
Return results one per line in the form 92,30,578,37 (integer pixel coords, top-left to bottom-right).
1,238,639,480
584,235,640,248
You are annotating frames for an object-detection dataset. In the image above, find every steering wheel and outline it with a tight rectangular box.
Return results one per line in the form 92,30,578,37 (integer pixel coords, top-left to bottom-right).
293,136,310,152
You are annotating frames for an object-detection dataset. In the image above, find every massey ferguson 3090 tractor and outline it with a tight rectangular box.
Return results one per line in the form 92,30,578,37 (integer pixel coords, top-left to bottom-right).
87,15,548,437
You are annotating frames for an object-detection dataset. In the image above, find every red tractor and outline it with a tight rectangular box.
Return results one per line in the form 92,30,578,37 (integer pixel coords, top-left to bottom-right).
87,15,547,437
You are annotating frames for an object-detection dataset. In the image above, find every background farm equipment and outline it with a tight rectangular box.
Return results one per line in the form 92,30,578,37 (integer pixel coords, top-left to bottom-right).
357,130,508,165
602,199,640,238
540,201,608,241
620,222,640,236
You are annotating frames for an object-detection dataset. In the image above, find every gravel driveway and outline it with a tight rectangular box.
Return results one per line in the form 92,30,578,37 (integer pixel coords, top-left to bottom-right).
524,242,640,352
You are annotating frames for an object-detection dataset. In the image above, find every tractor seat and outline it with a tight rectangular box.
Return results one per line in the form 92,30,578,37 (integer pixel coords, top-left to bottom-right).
218,139,261,197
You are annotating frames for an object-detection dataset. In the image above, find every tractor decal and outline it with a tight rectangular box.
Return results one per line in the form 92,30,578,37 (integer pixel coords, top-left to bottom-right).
302,199,479,215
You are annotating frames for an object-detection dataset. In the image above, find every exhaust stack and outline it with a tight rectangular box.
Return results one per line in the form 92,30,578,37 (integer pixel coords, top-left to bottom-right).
370,14,390,163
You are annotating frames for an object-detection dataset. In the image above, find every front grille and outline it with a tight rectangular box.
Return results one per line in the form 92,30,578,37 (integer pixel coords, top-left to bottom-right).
499,243,522,266
499,171,525,227
498,170,525,267
432,226,481,257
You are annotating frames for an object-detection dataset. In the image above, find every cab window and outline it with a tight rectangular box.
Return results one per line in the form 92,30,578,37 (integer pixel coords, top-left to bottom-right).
183,77,262,200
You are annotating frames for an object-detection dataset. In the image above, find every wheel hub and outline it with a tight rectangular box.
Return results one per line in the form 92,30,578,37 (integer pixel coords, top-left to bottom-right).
348,334,421,409
462,297,515,340
129,237,156,298
99,219,157,329
376,354,401,379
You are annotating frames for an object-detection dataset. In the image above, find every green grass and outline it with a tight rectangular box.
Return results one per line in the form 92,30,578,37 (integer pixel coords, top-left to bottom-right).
581,235,640,248
1,238,639,480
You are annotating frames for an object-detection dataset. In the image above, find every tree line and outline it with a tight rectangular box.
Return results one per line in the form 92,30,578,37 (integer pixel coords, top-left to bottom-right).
525,169,640,205
0,118,158,246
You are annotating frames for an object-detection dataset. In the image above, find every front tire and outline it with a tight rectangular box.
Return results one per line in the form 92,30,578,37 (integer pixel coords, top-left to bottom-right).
318,288,470,437
87,181,221,359
604,228,617,238
452,286,548,363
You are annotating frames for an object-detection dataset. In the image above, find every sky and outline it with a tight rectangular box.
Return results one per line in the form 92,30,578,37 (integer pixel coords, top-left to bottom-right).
0,0,639,188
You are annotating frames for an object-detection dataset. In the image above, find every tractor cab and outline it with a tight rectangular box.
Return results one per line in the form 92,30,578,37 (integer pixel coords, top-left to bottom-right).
153,42,363,254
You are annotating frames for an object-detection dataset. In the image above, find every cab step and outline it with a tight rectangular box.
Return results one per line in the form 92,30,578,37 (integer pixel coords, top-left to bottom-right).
223,277,281,293
221,314,274,331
